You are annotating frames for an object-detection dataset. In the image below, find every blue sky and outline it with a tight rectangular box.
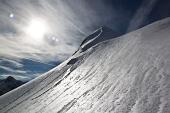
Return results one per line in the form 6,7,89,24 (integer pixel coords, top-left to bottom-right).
0,0,170,81
0,58,60,81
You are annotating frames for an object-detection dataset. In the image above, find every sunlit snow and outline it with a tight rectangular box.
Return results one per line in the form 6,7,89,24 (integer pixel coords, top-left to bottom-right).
0,18,170,113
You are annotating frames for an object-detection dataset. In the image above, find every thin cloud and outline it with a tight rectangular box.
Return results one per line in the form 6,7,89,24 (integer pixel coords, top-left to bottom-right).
0,58,23,68
0,65,27,74
0,0,129,63
127,0,159,32
0,74,31,81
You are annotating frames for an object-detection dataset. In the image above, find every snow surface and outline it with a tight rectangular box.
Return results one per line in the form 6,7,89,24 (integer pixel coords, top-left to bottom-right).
0,18,170,113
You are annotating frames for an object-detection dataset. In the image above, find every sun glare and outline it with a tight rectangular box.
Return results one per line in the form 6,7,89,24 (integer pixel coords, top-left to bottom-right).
25,18,48,41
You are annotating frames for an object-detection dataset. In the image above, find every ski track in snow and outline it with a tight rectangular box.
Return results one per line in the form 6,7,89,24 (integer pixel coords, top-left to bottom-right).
0,18,170,113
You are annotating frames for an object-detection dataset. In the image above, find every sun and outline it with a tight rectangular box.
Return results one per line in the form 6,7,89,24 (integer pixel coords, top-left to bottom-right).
25,18,48,41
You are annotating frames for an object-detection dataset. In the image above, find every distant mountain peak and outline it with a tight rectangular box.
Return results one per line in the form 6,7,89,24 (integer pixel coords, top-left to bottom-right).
0,76,26,96
5,76,16,82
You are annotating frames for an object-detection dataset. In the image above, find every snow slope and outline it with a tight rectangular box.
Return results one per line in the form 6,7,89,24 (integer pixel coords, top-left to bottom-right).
0,18,170,113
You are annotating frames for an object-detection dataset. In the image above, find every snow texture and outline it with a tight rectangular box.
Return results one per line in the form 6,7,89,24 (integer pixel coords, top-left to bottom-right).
0,17,170,113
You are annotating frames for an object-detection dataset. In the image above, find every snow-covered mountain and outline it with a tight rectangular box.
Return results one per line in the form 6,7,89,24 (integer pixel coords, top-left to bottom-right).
0,17,170,113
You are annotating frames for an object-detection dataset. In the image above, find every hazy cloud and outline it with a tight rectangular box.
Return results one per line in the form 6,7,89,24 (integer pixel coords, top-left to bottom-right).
0,58,23,68
0,0,131,63
0,65,27,74
127,0,159,32
0,74,31,81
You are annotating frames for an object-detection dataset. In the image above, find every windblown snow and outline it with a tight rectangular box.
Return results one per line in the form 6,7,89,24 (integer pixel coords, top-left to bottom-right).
0,18,170,113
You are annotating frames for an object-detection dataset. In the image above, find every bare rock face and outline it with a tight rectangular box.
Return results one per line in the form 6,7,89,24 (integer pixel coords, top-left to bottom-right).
0,18,170,113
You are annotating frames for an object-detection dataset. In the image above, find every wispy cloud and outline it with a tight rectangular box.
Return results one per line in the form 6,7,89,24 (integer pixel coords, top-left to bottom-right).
0,74,31,81
0,57,54,81
0,0,130,63
127,0,159,32
0,65,26,74
0,58,23,68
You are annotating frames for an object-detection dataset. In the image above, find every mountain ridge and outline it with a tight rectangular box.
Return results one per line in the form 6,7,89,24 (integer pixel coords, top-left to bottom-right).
78,26,120,53
0,17,170,113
